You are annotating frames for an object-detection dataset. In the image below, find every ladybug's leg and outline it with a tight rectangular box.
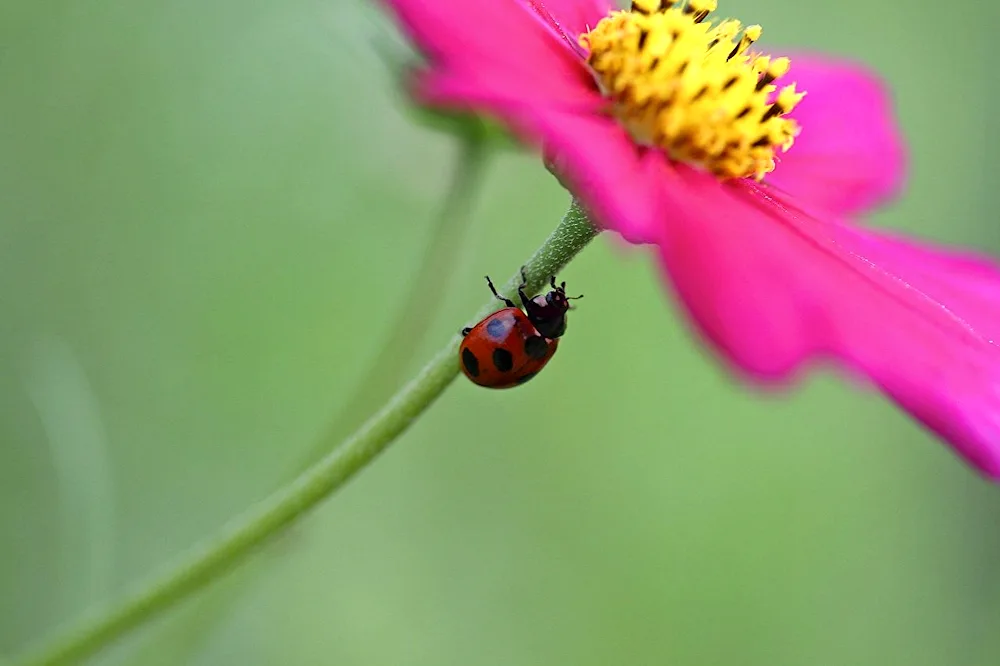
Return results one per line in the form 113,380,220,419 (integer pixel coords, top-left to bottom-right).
461,327,472,336
517,266,533,309
485,275,516,308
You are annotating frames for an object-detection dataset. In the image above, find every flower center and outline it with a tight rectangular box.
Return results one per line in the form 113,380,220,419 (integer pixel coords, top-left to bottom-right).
580,0,805,180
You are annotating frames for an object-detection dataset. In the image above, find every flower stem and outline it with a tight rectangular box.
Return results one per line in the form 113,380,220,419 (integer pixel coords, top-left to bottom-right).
301,132,491,468
12,198,600,666
117,131,494,666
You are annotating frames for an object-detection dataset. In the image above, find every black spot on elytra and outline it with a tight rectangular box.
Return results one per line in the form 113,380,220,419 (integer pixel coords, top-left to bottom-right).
486,317,508,340
524,335,549,360
492,348,514,372
516,372,537,385
462,348,480,377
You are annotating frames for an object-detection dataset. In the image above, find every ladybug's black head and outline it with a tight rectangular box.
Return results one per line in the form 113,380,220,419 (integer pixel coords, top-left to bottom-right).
524,275,583,339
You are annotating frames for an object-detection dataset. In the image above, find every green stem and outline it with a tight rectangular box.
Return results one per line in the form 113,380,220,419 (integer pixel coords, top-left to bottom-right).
301,132,490,468
12,198,599,666
117,131,493,666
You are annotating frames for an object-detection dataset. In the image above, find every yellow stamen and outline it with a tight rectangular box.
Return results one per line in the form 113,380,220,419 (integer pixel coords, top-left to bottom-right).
584,1,806,180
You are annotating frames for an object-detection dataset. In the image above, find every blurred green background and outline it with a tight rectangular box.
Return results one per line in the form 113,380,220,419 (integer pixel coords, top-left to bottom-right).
1,0,996,664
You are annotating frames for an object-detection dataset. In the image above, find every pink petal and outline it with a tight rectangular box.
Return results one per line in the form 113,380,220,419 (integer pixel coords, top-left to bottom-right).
413,60,601,112
533,111,669,244
414,76,665,245
656,167,1000,478
519,0,614,54
829,227,1000,336
382,0,594,108
766,54,907,216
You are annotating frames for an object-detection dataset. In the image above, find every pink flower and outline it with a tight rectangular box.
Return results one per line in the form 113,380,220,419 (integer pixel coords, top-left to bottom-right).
383,0,1000,479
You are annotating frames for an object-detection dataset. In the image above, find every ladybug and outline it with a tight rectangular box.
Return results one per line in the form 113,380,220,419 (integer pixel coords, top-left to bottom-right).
459,267,582,388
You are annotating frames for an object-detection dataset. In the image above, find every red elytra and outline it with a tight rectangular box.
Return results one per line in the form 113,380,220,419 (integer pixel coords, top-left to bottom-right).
459,268,581,388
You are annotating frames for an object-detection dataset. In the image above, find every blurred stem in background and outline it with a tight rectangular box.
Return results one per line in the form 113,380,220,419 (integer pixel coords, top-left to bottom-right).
116,128,493,666
301,127,491,467
11,199,600,666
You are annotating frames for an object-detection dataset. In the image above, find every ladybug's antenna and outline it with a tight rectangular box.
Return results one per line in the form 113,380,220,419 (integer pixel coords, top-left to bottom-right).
548,274,581,300
550,277,577,296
